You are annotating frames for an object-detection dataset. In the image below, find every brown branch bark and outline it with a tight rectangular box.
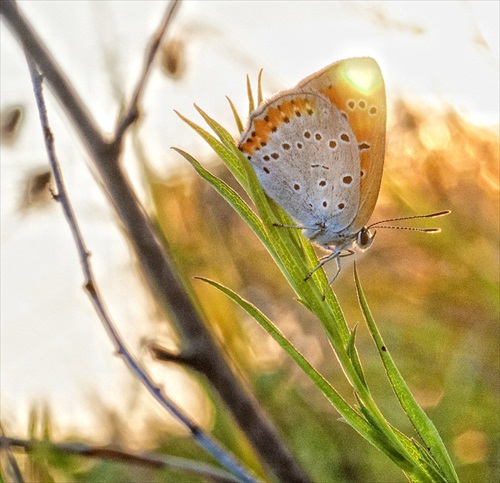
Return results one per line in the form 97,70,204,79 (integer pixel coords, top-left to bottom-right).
2,436,240,483
0,1,310,481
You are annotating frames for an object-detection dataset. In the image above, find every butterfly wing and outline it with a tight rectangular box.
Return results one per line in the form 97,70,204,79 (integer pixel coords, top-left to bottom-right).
239,91,361,234
297,57,386,233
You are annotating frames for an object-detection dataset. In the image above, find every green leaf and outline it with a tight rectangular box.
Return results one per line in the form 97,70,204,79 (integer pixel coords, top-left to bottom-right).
177,98,458,482
196,277,434,479
354,265,459,483
257,69,264,106
347,325,367,388
175,110,249,191
177,106,352,357
194,104,241,154
246,75,255,114
226,96,244,134
172,148,268,248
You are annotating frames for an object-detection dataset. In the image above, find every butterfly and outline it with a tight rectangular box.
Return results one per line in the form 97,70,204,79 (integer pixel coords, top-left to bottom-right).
238,57,447,286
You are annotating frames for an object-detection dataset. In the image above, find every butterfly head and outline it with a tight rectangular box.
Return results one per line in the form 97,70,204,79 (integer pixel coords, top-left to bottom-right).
309,222,376,253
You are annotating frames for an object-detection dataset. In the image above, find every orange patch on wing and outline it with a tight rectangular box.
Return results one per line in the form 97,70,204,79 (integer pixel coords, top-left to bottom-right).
241,97,315,155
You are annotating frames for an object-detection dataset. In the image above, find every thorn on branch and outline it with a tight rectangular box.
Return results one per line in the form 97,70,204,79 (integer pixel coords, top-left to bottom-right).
42,125,53,144
50,190,60,202
149,342,188,364
84,280,96,297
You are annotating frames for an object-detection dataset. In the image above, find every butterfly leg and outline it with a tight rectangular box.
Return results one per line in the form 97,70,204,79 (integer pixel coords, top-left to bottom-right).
321,250,355,300
273,223,317,230
304,249,341,281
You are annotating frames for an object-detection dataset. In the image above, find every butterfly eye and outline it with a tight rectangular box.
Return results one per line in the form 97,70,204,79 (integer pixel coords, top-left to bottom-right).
357,228,375,250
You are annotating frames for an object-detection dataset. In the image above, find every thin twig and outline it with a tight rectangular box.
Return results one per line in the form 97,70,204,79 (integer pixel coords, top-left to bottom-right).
0,426,25,483
25,54,257,483
1,437,239,483
113,0,180,143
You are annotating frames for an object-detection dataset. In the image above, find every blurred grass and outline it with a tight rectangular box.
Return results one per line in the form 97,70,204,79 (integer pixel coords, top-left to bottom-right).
9,102,497,482
146,100,499,482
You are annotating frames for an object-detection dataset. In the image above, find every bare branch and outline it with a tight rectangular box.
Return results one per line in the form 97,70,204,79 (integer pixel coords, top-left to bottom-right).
2,436,240,483
0,1,311,480
24,52,257,483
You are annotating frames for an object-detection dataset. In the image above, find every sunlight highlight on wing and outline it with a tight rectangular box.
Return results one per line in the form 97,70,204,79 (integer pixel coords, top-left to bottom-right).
344,60,381,94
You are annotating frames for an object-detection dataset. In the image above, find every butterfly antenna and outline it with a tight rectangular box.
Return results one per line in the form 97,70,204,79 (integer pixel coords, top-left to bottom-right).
367,210,450,231
370,225,442,233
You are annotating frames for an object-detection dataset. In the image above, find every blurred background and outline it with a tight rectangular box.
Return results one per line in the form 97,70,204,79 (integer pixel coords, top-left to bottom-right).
1,1,498,481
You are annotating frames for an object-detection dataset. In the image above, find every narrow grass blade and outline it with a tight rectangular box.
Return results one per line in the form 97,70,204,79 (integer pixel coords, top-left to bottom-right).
194,104,240,152
176,98,456,481
246,75,255,114
226,96,244,134
354,265,459,483
347,325,367,387
257,69,264,106
196,277,442,480
197,278,377,435
178,107,349,345
175,110,248,190
172,148,268,247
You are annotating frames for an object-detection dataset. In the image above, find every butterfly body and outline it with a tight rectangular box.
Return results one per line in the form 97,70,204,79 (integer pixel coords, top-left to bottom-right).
239,57,386,273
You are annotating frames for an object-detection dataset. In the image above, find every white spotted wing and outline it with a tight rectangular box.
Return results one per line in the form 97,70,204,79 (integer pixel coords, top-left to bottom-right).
239,91,361,245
